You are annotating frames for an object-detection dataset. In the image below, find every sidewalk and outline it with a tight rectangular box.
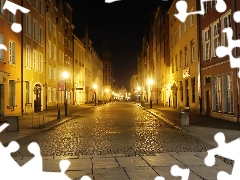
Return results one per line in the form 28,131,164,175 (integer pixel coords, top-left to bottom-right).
141,102,240,147
0,103,97,144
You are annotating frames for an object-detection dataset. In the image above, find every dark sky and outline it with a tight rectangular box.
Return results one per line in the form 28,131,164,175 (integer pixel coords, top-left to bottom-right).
66,0,172,89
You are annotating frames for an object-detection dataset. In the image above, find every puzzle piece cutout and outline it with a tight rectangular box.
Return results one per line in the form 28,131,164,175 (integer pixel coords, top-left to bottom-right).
174,0,227,22
2,0,30,33
155,165,190,180
215,27,240,77
105,0,121,3
204,132,240,180
0,123,92,180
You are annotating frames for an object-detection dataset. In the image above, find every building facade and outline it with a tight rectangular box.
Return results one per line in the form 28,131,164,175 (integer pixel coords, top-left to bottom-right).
0,0,23,116
200,0,240,121
22,0,46,113
168,0,200,113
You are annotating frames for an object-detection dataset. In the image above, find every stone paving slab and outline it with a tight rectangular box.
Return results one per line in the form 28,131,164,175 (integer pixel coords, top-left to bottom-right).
154,166,203,180
93,167,128,180
116,155,148,167
124,167,158,180
92,157,119,169
189,165,220,180
142,154,183,167
171,153,205,166
66,170,93,180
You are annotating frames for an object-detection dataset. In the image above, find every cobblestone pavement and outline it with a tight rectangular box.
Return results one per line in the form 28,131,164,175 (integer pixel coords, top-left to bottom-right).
10,102,214,157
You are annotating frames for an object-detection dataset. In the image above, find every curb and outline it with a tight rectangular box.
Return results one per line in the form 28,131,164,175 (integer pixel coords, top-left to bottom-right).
137,104,184,131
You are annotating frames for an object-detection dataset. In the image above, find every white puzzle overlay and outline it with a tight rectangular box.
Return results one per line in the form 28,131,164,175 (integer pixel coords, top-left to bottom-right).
1,0,240,179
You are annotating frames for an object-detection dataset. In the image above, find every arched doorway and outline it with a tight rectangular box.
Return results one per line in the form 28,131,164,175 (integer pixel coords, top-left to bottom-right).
34,84,42,112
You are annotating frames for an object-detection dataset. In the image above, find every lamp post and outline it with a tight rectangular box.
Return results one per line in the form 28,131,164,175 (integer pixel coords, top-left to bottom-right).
93,84,97,106
62,71,69,116
148,79,153,108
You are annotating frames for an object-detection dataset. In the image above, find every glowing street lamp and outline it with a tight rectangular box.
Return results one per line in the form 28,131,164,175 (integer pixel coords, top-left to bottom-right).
148,78,153,108
62,71,69,116
93,84,97,106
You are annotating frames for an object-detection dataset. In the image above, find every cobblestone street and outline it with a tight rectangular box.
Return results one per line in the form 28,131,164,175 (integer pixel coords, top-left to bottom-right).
11,102,213,157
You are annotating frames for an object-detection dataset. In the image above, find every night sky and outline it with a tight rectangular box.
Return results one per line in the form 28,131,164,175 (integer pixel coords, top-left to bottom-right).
66,0,172,89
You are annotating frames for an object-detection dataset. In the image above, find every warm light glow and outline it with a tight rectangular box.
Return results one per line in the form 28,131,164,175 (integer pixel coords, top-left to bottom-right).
105,89,109,93
148,78,153,85
137,86,141,91
93,84,97,89
62,71,69,79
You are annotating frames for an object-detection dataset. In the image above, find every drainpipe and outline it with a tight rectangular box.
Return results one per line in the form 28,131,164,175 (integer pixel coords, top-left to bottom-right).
197,0,202,115
233,0,239,123
21,0,24,115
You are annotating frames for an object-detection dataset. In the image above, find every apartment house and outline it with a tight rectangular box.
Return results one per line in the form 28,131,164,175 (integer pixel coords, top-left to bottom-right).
73,35,85,105
22,0,45,113
168,0,200,113
0,0,22,116
56,0,65,105
45,0,58,108
200,0,240,121
129,74,139,101
62,2,74,105
102,39,113,102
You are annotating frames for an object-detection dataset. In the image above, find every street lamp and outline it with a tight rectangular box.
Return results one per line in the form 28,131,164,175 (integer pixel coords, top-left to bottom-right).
62,71,69,116
93,84,97,106
148,78,153,108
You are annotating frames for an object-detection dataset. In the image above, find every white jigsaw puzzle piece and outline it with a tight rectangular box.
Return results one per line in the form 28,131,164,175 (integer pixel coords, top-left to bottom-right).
174,0,227,22
105,0,121,3
171,165,190,180
204,132,240,180
2,0,30,33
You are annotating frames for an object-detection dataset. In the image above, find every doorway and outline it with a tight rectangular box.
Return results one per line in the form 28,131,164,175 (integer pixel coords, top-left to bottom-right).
34,84,42,112
206,91,211,116
185,79,189,107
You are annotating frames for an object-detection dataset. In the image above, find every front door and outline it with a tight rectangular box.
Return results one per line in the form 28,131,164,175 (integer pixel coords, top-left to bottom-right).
34,84,42,112
0,84,4,116
206,91,211,116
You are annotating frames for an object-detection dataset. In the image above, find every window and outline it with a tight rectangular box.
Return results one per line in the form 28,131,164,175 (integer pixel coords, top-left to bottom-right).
189,8,193,26
62,52,64,63
221,12,231,46
59,50,61,62
191,40,194,63
205,77,211,85
33,50,38,71
0,0,4,16
184,45,188,67
48,65,51,79
184,21,187,32
53,67,56,80
59,32,61,42
180,81,183,101
180,49,182,69
213,76,221,112
9,41,15,64
53,44,56,61
105,75,107,84
48,19,51,32
203,28,210,61
204,1,209,14
39,26,43,44
53,88,56,102
39,53,43,73
172,57,174,73
8,12,15,23
210,0,216,8
53,24,56,37
26,45,31,68
175,54,178,71
26,14,31,36
179,24,182,38
48,40,51,58
223,74,233,113
9,80,15,107
48,87,51,102
33,20,38,41
0,35,4,60
191,77,195,102
211,22,219,57
26,81,30,103
104,64,107,71
39,0,43,15
33,0,38,9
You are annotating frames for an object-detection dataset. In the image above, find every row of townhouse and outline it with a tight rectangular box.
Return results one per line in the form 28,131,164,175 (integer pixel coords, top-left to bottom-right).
0,0,104,117
137,0,240,122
